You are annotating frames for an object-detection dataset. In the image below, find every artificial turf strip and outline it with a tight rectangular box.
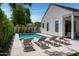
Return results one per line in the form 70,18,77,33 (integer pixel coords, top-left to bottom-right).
68,52,79,56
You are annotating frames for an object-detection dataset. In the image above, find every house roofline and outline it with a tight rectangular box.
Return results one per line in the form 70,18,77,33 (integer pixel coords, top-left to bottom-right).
41,4,79,22
52,4,79,12
41,4,52,22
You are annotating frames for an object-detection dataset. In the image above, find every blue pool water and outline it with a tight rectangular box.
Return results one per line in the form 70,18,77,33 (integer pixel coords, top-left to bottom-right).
19,33,43,40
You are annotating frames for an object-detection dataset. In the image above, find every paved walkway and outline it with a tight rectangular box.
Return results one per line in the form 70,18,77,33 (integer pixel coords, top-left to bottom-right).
11,33,79,56
11,34,23,56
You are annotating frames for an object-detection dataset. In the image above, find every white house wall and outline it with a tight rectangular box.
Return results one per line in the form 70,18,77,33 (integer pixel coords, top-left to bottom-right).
73,12,79,33
41,5,73,36
74,17,79,32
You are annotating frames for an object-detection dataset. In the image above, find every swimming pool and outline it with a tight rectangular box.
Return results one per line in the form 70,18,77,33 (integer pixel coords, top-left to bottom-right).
19,33,43,40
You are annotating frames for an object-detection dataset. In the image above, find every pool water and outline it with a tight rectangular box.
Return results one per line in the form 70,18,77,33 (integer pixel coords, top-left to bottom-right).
19,33,43,40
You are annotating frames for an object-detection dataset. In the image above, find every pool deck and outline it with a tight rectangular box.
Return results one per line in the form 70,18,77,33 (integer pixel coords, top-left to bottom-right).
11,33,79,56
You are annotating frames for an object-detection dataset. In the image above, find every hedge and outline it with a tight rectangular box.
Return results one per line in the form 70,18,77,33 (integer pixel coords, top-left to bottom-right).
0,10,14,49
0,21,14,49
15,25,40,33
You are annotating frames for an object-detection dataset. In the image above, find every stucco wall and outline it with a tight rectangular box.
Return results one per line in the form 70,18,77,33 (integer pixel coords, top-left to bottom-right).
41,5,73,36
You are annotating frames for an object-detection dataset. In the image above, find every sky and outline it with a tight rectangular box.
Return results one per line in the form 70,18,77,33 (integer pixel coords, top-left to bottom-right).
1,3,79,22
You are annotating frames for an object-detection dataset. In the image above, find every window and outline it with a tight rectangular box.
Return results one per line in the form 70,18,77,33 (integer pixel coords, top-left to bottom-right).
47,22,49,31
42,23,44,28
55,20,59,32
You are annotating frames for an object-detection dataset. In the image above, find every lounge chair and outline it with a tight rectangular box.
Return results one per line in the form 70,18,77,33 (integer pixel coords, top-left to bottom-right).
57,37,71,45
24,46,35,52
44,50,66,56
35,37,50,49
36,36,61,47
45,36,61,47
45,40,61,47
38,36,47,42
23,39,32,46
49,36,58,41
49,36,71,45
23,39,35,52
49,36,60,44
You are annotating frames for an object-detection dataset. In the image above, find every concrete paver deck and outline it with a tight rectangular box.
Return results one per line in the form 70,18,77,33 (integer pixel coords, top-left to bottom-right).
11,33,79,56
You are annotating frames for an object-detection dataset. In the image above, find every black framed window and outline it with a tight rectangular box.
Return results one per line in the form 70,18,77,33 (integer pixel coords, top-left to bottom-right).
42,23,44,28
55,20,59,32
47,22,49,31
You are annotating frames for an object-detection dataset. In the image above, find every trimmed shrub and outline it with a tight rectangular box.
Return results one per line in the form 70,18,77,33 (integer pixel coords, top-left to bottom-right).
15,24,40,33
